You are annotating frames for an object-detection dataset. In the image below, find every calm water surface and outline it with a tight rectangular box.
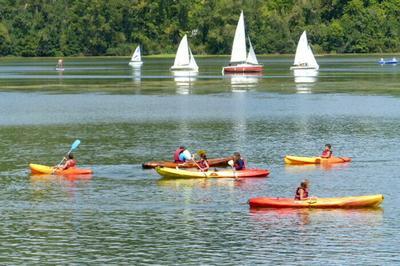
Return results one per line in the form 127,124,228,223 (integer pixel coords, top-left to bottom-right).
0,56,399,264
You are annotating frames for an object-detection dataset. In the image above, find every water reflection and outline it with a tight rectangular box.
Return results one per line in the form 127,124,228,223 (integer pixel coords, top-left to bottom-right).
293,69,318,93
250,207,383,227
172,71,198,95
131,66,141,85
232,91,247,150
225,73,261,92
157,178,235,189
30,174,92,200
284,162,351,173
30,173,93,182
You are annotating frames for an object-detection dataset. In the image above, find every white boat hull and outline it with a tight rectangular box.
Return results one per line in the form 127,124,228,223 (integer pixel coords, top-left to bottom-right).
170,65,198,72
129,61,143,66
290,65,319,70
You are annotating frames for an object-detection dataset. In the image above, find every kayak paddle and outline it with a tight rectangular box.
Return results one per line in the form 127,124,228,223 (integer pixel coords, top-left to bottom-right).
228,160,238,178
191,155,208,178
56,139,81,167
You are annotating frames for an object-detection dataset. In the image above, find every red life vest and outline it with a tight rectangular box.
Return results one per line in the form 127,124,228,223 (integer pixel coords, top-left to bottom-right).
64,159,77,170
174,148,185,163
295,187,309,200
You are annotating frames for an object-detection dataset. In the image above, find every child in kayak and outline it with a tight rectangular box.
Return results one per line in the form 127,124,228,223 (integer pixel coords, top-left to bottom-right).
197,151,209,172
321,144,332,158
61,153,77,170
295,180,309,200
233,152,246,170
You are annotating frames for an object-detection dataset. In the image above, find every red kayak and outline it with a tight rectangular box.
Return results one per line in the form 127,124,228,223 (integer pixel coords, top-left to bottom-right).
142,156,233,169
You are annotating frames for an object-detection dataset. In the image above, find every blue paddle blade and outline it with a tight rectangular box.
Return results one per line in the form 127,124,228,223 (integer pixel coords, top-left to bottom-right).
70,139,81,151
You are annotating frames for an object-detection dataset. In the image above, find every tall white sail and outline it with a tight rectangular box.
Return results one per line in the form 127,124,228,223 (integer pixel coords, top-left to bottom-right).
171,34,198,71
131,46,141,62
188,48,198,71
246,38,258,65
172,34,190,67
306,45,319,69
129,45,143,66
230,11,247,63
293,31,319,69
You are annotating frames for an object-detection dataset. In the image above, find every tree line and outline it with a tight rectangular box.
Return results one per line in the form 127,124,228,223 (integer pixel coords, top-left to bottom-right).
0,0,399,57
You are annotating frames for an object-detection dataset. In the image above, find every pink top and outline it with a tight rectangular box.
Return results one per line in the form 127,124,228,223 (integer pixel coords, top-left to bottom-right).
63,159,77,170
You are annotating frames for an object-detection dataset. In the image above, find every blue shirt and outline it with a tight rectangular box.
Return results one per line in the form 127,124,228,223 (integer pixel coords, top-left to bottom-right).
179,150,192,162
234,159,245,170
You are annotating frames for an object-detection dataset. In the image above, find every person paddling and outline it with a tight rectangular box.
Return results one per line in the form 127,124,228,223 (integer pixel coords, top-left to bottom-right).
59,153,77,170
233,152,246,170
173,146,192,163
196,150,209,172
294,180,309,200
321,144,332,158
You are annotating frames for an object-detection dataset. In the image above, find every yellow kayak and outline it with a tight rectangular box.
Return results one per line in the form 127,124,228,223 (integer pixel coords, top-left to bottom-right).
155,167,269,179
284,155,352,165
249,194,384,208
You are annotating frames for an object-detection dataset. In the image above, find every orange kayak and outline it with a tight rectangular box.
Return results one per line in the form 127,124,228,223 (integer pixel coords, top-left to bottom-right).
142,156,233,169
284,155,351,165
29,163,93,175
249,194,383,208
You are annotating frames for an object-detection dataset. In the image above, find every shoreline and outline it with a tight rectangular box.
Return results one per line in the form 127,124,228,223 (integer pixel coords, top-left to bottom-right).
0,53,399,60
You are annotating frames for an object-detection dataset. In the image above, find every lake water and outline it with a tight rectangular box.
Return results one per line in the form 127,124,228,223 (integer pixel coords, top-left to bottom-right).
0,56,399,264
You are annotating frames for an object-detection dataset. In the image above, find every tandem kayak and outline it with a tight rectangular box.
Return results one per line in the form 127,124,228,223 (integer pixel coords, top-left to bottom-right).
142,156,233,169
29,163,93,175
284,155,351,165
249,194,383,209
155,167,269,179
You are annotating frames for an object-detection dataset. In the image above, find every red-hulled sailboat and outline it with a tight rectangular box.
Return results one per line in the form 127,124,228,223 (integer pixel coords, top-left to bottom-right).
223,11,263,73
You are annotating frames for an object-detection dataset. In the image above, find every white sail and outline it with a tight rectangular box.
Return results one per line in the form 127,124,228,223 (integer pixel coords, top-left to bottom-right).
230,11,247,63
306,44,319,69
171,34,198,71
246,38,258,65
293,31,319,69
172,34,190,67
131,46,141,62
188,48,198,71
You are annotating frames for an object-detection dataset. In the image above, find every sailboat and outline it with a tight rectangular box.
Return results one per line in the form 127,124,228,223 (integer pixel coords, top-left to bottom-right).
290,31,319,70
55,59,64,71
170,34,198,71
223,11,263,73
129,45,143,66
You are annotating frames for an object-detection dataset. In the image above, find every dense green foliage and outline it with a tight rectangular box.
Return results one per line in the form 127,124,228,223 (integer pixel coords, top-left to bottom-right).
0,0,399,56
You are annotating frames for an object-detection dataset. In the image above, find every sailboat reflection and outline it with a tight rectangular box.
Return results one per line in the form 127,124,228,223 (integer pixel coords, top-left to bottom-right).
131,66,141,85
172,70,198,94
293,69,318,94
225,72,261,92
